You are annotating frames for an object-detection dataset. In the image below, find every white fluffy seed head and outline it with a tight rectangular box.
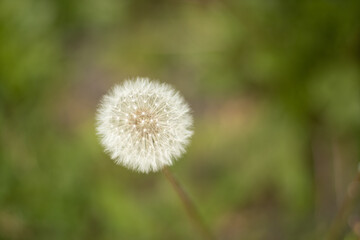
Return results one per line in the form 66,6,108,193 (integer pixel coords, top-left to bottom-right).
96,77,194,173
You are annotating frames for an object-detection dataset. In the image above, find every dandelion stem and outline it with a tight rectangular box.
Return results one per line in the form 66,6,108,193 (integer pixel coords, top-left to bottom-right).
327,170,360,240
162,166,215,240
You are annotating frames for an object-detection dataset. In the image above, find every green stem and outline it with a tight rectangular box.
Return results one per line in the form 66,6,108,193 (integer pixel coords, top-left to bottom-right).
162,166,215,240
327,170,360,240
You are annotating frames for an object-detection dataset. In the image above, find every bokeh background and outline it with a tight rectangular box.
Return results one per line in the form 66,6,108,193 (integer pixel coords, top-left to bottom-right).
1,0,360,239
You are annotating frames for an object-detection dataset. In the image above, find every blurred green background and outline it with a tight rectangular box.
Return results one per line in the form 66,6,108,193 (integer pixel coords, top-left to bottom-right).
1,0,360,239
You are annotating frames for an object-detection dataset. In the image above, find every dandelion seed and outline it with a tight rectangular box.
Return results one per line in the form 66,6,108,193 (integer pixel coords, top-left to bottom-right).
96,77,193,173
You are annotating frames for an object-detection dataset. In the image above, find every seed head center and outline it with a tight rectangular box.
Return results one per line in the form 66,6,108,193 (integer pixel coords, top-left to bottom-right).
129,109,159,136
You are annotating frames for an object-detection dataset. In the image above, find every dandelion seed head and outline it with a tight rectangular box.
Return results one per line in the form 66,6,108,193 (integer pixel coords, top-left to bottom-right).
96,77,193,173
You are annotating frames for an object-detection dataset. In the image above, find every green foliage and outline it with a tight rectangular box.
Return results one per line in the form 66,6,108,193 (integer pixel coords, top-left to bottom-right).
1,0,360,239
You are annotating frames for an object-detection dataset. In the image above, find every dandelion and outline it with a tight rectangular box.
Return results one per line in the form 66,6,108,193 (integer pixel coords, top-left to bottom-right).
96,77,213,239
96,77,193,173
